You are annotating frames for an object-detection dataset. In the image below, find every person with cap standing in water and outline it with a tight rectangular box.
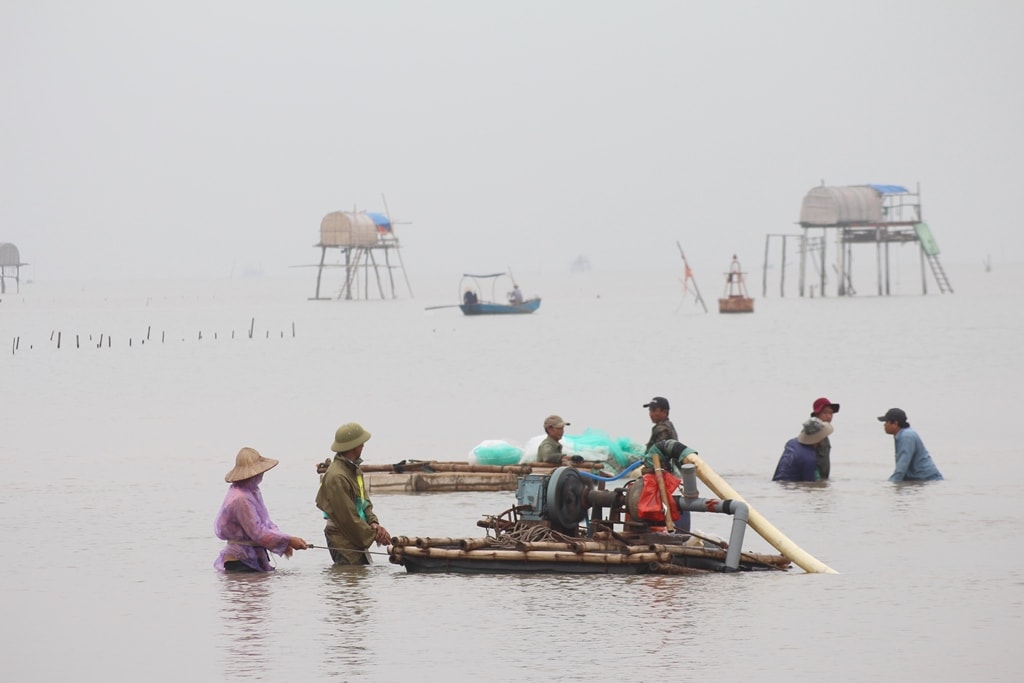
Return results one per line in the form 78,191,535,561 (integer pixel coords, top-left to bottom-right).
772,418,834,482
643,397,678,452
879,408,943,482
537,415,571,465
316,423,392,565
214,447,309,572
810,397,839,479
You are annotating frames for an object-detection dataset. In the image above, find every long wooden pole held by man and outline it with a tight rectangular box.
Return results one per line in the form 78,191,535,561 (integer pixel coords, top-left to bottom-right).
651,451,675,532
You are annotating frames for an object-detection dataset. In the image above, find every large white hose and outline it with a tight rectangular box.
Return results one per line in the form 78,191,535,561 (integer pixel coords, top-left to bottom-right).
684,454,838,574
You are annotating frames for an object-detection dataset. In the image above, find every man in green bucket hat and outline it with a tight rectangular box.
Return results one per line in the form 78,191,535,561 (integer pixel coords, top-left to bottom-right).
316,422,392,564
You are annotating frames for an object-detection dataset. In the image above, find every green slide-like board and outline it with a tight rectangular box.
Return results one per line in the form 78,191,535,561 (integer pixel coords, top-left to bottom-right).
914,223,940,256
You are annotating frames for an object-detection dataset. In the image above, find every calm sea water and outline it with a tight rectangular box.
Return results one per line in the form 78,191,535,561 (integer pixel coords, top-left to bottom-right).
2,262,1022,681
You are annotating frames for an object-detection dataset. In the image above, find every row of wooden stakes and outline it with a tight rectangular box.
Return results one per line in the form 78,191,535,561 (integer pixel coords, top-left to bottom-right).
10,320,296,355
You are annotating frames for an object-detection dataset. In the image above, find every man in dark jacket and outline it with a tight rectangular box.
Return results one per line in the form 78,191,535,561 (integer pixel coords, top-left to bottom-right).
643,396,677,452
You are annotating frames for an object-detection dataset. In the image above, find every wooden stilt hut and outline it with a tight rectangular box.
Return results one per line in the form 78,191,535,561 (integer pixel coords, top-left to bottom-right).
762,183,953,298
0,243,28,294
307,204,413,301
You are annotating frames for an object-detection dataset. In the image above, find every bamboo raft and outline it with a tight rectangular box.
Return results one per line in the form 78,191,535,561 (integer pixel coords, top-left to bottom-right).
321,459,612,494
389,521,792,575
386,451,835,576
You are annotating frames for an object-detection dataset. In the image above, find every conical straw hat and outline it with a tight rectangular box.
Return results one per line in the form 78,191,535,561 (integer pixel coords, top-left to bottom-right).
225,447,279,482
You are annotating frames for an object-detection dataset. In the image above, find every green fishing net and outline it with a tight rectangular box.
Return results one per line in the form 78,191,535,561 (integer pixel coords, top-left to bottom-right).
470,440,524,466
562,428,646,468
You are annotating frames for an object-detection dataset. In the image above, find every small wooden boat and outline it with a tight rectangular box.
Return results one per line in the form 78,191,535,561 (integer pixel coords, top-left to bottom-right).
718,254,754,313
461,298,541,315
458,272,541,315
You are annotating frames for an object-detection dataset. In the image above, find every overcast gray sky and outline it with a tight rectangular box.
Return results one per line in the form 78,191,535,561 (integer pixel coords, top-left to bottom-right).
3,1,1022,281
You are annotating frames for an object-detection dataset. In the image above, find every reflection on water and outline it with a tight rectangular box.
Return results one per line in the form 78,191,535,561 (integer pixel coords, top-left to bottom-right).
320,565,373,679
217,572,272,678
888,478,942,512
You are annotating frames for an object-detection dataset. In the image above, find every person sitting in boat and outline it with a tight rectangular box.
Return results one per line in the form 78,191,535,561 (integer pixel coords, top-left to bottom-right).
772,418,833,482
463,288,478,305
316,423,392,565
508,284,523,304
214,447,309,572
537,415,571,465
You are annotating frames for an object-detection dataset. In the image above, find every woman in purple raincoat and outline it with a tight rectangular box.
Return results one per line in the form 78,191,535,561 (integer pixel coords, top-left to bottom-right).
214,447,308,572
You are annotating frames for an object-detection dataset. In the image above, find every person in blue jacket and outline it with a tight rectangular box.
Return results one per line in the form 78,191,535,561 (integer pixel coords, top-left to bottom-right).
772,418,833,482
879,408,943,482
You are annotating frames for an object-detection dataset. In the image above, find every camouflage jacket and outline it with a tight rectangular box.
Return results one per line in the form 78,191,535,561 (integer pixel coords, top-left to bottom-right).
646,419,679,451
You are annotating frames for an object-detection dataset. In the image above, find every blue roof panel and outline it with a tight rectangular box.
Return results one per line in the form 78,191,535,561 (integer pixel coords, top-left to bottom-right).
867,184,909,194
367,212,392,231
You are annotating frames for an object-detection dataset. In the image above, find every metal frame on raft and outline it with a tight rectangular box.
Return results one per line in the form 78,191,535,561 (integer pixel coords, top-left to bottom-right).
388,455,838,576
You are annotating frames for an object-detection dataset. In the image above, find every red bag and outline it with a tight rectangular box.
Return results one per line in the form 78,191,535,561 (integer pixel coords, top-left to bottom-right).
636,472,681,522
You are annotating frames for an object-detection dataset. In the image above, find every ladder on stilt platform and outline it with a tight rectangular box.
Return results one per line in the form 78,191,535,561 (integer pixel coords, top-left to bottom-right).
925,252,953,293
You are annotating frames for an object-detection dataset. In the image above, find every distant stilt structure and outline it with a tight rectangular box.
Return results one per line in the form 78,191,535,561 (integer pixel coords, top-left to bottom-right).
0,243,28,294
570,254,591,272
761,232,826,298
307,207,413,301
718,255,754,314
763,183,952,297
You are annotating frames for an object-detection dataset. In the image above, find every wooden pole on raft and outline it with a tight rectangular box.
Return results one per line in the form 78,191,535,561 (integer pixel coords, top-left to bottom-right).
651,452,675,532
683,453,838,574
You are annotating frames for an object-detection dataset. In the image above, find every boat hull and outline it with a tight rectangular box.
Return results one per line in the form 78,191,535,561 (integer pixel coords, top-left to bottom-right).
460,298,541,315
718,296,754,313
